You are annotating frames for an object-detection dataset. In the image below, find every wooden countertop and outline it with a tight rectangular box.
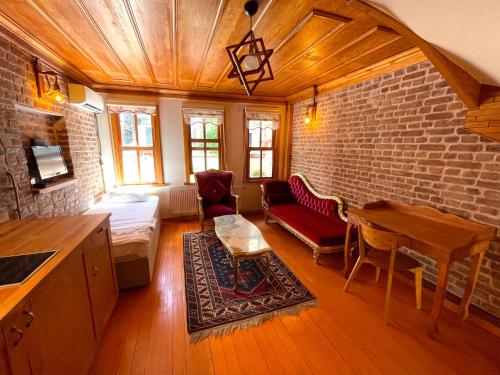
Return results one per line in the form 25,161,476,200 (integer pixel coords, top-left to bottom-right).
0,214,110,321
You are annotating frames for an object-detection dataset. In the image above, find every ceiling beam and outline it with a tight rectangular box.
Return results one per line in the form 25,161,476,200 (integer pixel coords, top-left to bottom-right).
347,0,481,108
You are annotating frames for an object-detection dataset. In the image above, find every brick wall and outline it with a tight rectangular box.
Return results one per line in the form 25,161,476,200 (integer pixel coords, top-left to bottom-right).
290,61,500,318
0,34,104,220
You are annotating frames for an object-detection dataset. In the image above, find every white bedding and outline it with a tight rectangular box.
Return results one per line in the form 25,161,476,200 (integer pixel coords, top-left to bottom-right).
84,195,159,247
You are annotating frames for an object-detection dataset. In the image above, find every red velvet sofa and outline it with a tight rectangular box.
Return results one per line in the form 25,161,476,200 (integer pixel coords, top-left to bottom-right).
261,173,348,263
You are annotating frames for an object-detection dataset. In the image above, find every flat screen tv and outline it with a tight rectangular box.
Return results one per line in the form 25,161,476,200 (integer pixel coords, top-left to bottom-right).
32,145,68,180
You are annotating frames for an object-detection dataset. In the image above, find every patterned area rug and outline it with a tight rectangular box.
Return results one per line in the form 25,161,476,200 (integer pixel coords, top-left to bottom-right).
183,231,317,341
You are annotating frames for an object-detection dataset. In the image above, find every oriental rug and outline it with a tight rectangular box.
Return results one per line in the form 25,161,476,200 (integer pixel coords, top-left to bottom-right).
183,231,317,341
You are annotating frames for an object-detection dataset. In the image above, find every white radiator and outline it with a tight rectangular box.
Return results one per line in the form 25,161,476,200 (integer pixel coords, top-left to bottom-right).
169,186,198,215
168,185,243,216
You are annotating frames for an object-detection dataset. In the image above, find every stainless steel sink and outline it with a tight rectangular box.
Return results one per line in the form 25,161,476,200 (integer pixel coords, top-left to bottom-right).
0,250,57,287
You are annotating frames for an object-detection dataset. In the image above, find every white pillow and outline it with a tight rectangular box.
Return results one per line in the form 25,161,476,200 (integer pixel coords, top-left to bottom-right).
101,191,149,203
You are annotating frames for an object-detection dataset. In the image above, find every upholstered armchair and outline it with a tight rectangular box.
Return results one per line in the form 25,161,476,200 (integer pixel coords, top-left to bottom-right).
194,169,239,232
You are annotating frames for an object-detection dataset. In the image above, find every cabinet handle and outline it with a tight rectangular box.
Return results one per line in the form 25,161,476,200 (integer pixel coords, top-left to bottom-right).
92,265,99,276
23,308,36,328
96,227,104,234
11,326,23,346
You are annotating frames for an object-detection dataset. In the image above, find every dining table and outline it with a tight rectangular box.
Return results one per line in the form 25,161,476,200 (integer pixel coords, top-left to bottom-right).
342,200,497,338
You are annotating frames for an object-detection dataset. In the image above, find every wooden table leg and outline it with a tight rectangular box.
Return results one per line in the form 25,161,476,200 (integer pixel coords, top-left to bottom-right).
343,222,353,278
428,261,451,339
232,257,239,291
459,251,485,321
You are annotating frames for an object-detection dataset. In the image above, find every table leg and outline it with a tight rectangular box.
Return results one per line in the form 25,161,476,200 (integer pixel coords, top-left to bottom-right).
232,257,239,291
343,222,353,278
459,251,485,321
428,261,451,338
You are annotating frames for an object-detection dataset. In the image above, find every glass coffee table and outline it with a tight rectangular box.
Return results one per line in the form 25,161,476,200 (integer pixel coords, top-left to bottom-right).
214,214,273,291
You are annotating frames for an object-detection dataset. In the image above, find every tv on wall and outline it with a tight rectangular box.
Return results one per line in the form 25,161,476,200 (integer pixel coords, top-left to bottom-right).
31,145,68,180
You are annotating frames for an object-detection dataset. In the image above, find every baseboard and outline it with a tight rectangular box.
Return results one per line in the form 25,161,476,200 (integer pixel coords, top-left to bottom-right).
394,272,500,338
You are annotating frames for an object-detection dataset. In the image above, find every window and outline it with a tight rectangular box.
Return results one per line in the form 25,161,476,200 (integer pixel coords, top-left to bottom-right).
183,107,224,183
109,105,163,185
245,110,279,181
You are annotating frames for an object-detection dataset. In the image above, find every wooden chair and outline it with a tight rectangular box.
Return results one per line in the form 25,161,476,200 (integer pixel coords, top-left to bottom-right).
343,220,422,324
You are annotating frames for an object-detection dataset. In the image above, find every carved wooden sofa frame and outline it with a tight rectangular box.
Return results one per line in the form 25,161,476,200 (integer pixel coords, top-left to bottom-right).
261,173,348,263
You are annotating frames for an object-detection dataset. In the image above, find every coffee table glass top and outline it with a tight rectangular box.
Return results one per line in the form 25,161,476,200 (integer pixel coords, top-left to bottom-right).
213,215,271,256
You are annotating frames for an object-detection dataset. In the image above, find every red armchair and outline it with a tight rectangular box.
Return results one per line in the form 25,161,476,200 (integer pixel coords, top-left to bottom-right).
195,169,239,232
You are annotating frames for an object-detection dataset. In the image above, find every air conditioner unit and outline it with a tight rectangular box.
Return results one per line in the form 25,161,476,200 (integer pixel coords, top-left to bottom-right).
68,83,104,113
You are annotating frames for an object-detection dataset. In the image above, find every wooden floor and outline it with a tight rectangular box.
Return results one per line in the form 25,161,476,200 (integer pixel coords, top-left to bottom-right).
89,215,500,375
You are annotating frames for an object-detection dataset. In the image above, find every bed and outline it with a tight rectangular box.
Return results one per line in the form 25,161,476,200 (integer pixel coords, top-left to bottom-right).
84,193,161,289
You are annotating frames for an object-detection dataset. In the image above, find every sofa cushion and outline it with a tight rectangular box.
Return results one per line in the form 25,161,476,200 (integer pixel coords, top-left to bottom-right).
269,203,347,247
261,180,296,205
288,175,338,219
204,204,236,219
199,179,228,203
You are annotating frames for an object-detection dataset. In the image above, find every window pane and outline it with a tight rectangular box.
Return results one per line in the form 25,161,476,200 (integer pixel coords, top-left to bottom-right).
137,113,153,146
205,123,218,139
207,149,219,170
206,142,218,148
249,127,260,147
262,150,273,178
139,150,155,183
249,150,261,178
190,120,204,139
122,150,139,183
262,128,273,147
192,150,205,172
191,142,203,148
119,112,136,146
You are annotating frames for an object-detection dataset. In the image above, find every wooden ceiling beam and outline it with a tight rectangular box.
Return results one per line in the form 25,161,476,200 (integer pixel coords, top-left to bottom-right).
347,0,481,108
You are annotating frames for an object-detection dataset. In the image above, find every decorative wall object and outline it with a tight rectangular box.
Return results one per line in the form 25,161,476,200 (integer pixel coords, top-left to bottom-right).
305,85,318,125
34,58,65,103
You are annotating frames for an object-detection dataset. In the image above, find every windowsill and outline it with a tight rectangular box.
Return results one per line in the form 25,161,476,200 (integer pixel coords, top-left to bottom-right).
245,178,275,184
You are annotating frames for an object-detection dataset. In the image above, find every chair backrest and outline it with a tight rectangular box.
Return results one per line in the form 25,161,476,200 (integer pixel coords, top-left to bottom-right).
358,220,407,256
195,169,234,203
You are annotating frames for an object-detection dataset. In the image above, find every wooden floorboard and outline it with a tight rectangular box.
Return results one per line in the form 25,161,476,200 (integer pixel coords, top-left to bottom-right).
89,215,500,375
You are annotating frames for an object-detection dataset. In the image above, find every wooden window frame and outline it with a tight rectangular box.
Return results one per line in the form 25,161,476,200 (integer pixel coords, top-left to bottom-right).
183,118,225,184
109,110,164,185
244,119,278,182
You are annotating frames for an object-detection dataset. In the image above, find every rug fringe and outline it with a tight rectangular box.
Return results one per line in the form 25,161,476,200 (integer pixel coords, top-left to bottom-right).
189,299,319,344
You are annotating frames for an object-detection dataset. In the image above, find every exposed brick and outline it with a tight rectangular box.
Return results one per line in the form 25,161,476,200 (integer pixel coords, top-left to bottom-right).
291,61,500,318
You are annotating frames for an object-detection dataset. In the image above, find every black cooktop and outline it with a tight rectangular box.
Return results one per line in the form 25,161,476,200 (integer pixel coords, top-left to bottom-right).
0,250,57,287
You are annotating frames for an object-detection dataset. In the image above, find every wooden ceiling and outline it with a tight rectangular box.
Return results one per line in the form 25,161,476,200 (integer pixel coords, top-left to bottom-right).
0,0,419,100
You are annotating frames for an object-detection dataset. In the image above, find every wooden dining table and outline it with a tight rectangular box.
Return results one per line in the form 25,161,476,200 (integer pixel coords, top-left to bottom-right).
342,200,497,338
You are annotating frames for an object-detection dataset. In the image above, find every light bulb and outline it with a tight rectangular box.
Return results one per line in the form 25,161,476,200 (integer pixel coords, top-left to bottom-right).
243,54,259,70
304,113,311,125
53,92,64,103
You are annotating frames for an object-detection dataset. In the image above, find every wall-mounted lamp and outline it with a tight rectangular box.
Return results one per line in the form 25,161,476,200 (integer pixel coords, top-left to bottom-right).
304,85,318,125
35,58,65,103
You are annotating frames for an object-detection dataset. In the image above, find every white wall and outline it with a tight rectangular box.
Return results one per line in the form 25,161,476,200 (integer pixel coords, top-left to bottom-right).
96,93,287,218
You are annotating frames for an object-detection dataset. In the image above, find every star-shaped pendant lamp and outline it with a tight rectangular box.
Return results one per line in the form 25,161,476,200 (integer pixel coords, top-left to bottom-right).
226,0,274,96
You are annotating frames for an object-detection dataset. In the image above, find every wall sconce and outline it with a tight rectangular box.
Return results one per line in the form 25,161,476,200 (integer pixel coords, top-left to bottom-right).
35,59,65,103
304,85,318,125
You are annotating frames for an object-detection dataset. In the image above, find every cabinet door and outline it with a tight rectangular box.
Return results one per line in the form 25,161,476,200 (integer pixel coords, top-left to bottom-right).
2,301,32,375
86,241,118,339
28,245,96,375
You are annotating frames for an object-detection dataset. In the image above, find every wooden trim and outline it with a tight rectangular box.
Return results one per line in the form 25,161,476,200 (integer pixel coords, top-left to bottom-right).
464,88,500,142
183,115,225,184
109,109,164,185
347,0,481,108
284,102,294,179
287,47,426,102
243,116,279,182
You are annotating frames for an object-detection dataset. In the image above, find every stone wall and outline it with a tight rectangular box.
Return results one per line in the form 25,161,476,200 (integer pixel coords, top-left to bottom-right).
290,61,500,317
0,34,104,220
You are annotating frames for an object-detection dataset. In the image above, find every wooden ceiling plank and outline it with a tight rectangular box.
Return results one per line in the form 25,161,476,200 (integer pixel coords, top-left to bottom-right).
286,47,426,101
194,0,227,88
0,21,93,86
264,25,400,93
347,0,481,108
78,0,154,84
74,0,135,83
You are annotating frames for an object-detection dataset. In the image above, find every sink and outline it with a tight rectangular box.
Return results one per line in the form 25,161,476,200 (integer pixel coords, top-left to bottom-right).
0,250,57,287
